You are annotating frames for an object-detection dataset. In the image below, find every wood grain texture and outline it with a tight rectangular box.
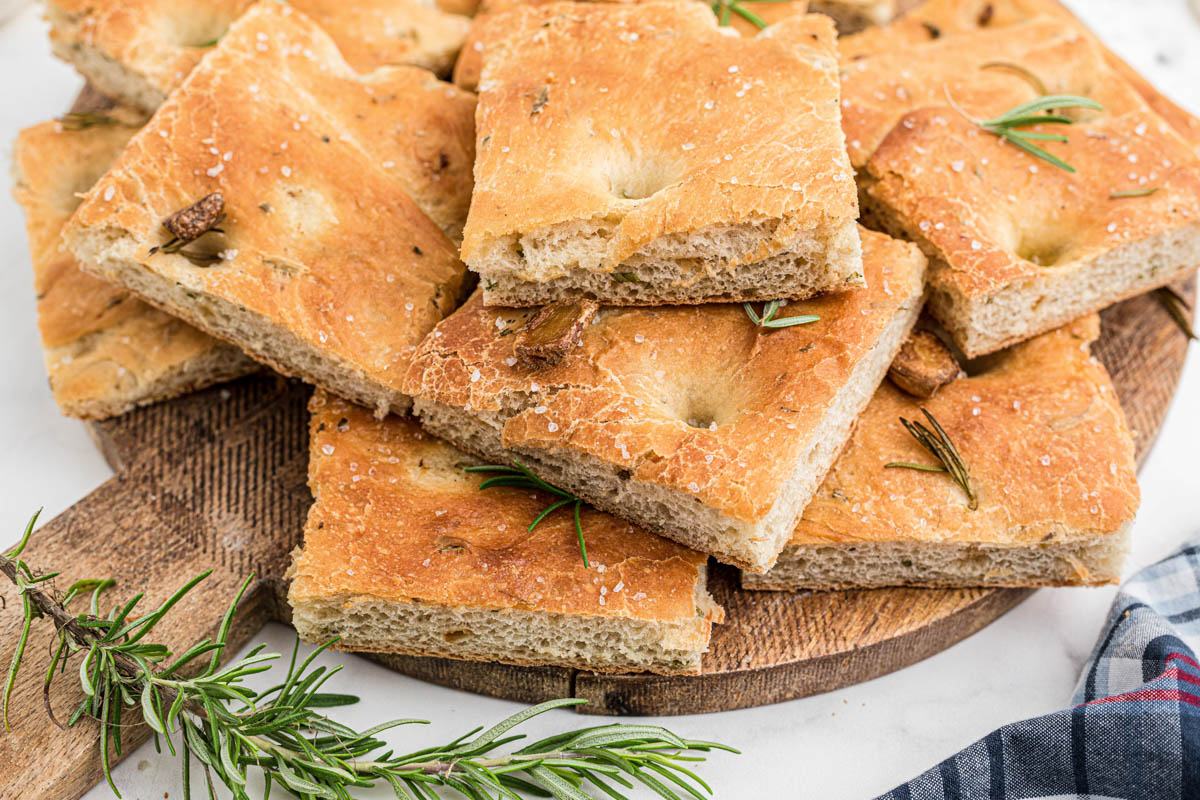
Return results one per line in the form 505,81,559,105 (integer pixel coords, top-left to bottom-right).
0,277,1192,799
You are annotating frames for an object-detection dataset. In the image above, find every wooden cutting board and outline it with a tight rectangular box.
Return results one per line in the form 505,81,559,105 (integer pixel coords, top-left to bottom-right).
0,279,1192,800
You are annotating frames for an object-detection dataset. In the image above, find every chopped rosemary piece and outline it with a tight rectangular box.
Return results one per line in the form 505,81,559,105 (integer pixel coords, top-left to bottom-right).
1110,187,1160,198
1154,286,1196,340
56,111,118,131
1,514,734,798
465,461,592,567
885,408,978,509
947,90,1103,172
743,300,820,329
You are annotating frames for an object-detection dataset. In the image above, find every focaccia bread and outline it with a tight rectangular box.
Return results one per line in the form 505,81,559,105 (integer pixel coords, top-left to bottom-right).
462,2,862,307
839,0,1200,153
745,315,1139,590
452,0,811,92
45,0,472,112
839,18,1200,357
64,3,475,417
288,392,723,675
12,117,256,420
404,227,926,573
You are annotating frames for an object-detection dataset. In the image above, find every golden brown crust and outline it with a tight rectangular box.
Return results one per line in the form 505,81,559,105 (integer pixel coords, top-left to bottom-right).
11,119,256,419
461,3,860,301
404,227,925,529
452,0,810,92
64,3,474,416
784,315,1138,560
837,15,1200,356
839,0,1200,154
288,392,720,671
45,0,471,111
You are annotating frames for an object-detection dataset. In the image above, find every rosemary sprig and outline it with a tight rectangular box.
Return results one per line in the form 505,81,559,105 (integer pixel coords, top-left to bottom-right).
1155,285,1196,340
708,0,793,29
743,300,819,329
1109,187,1160,199
885,408,978,509
465,461,592,567
1,514,734,799
946,89,1103,172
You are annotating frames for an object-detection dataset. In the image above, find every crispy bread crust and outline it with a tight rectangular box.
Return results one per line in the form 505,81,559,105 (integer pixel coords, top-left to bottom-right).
838,0,1200,154
45,0,471,112
838,16,1200,356
461,3,861,304
404,227,926,570
288,392,721,674
11,119,256,419
452,0,811,92
747,315,1139,589
64,4,474,416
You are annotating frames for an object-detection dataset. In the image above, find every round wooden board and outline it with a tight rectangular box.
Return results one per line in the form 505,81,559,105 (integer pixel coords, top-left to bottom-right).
71,276,1193,718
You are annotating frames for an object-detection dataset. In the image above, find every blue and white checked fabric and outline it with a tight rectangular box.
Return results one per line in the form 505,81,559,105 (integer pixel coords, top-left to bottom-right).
878,541,1200,800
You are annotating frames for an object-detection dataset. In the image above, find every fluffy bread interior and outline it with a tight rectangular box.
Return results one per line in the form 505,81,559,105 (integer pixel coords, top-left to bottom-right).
290,566,721,675
743,523,1133,590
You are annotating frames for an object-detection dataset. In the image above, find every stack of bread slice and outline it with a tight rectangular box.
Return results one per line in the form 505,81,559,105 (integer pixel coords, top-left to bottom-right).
12,0,1193,677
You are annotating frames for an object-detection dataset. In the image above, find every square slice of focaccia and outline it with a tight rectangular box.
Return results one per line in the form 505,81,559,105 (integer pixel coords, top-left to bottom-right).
12,116,256,420
745,315,1139,590
45,0,471,112
65,2,476,417
839,17,1200,357
404,227,926,573
288,392,723,675
462,2,862,307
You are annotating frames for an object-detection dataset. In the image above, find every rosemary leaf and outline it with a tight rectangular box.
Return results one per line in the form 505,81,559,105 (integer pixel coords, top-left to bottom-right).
1109,187,1160,199
980,61,1047,96
743,301,820,330
884,462,948,473
57,111,118,131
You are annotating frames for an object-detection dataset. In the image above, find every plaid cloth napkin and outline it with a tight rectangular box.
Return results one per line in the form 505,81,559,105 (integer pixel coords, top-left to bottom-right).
879,540,1200,799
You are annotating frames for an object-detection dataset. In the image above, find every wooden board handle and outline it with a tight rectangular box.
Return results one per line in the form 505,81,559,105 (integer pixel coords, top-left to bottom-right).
0,378,311,800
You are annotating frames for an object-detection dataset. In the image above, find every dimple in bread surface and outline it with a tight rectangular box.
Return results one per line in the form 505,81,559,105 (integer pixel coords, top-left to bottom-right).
288,392,721,675
839,17,1200,356
404,227,926,571
64,3,474,417
11,119,256,420
747,315,1139,590
462,2,861,305
44,0,472,112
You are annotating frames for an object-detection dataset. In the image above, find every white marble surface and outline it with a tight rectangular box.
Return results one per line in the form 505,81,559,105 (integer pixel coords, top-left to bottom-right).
0,2,1197,798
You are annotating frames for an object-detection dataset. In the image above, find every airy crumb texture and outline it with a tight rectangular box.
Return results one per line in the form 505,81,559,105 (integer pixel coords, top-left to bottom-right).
405,227,926,573
452,0,811,92
839,17,1200,357
288,392,722,675
462,2,861,306
44,0,472,112
838,0,1200,153
11,119,256,420
64,3,474,417
745,316,1140,590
